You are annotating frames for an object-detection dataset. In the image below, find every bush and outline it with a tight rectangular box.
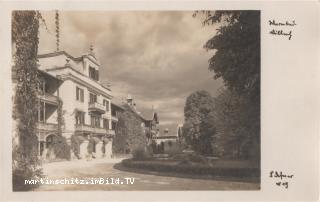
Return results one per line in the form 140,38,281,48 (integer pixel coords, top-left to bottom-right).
87,139,94,155
121,159,260,179
51,135,71,160
132,147,152,161
172,153,208,164
71,135,85,159
12,167,43,191
166,142,183,156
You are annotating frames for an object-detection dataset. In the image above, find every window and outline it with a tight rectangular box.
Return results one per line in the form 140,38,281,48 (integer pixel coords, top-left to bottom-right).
111,121,117,130
103,118,109,129
103,99,109,112
90,114,101,128
89,93,97,104
75,111,85,125
89,66,99,81
95,117,100,128
76,87,84,102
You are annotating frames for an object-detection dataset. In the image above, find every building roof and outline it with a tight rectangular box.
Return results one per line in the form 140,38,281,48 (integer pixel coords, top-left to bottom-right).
38,51,82,61
138,108,158,122
38,50,100,66
157,123,180,137
38,69,62,82
109,96,159,123
111,98,126,110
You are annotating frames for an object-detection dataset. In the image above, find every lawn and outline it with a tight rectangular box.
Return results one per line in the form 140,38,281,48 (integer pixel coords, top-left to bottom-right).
120,155,260,182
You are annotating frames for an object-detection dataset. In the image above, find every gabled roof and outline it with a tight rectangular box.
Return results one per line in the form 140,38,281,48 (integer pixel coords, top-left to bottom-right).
110,98,159,123
111,98,126,110
157,124,180,137
37,50,100,66
37,51,82,61
138,108,158,122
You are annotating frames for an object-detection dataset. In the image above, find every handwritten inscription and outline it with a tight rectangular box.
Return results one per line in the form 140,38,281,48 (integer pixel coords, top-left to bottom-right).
269,170,294,189
268,20,297,40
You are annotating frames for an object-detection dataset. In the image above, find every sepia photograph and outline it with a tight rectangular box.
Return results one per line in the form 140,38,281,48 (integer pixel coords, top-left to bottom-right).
11,10,261,191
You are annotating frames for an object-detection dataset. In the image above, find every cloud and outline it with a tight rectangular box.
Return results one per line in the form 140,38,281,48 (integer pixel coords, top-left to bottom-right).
39,11,223,125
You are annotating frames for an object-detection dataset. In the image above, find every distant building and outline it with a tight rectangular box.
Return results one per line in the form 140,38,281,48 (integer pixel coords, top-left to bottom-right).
154,123,182,143
111,95,159,154
152,123,183,153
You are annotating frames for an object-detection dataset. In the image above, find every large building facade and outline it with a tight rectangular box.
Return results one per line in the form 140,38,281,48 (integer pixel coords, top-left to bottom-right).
36,48,117,160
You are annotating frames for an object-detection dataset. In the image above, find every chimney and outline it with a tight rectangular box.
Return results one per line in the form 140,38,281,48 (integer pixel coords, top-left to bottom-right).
89,44,95,57
126,94,133,106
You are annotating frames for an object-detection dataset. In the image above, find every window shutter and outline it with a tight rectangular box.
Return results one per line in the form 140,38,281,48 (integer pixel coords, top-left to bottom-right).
80,89,84,102
76,87,79,100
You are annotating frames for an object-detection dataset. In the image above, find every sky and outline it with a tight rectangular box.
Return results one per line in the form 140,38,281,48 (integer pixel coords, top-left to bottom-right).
38,11,223,125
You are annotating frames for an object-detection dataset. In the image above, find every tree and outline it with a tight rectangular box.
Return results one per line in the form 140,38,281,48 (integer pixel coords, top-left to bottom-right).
195,11,260,101
182,91,216,155
194,11,260,160
12,11,42,191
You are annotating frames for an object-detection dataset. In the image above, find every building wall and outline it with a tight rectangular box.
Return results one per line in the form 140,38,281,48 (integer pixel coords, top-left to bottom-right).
59,80,75,138
37,52,114,160
39,54,74,71
58,76,113,134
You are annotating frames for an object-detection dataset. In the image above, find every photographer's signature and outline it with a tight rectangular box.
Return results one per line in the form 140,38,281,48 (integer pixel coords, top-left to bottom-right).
269,170,294,189
268,20,297,40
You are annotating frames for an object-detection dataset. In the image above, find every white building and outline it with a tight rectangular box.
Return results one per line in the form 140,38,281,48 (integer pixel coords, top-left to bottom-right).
36,47,117,160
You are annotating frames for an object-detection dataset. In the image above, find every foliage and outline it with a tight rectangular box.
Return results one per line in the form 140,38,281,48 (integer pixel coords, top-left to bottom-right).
112,105,147,154
198,108,216,155
12,11,43,191
132,146,152,161
194,11,260,102
57,99,65,135
163,142,183,156
193,11,260,160
172,153,208,164
70,135,84,159
87,138,95,154
121,159,260,179
182,90,216,155
213,89,260,159
102,138,109,154
50,135,71,160
55,10,60,51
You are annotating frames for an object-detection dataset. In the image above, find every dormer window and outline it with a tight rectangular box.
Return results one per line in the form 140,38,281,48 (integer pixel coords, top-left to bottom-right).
89,66,99,81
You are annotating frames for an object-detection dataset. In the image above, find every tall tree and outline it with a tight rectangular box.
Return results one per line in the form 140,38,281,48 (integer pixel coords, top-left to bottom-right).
195,11,260,101
194,11,260,159
182,90,216,155
12,11,42,190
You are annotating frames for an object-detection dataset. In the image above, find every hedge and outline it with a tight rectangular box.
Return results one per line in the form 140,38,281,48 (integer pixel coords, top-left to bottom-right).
121,159,260,178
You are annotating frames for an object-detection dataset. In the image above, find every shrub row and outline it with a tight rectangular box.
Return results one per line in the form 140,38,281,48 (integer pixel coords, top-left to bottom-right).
121,159,260,178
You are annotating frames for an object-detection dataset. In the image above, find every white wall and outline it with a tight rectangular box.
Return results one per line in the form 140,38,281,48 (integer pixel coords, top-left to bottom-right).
59,80,76,133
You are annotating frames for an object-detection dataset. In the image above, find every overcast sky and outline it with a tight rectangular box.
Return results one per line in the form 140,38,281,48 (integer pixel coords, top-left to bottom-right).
39,11,223,125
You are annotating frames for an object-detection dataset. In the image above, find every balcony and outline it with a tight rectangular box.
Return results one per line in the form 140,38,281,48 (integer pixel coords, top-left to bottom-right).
111,116,118,122
88,102,105,114
106,129,115,136
75,124,107,135
38,93,59,105
36,122,58,132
